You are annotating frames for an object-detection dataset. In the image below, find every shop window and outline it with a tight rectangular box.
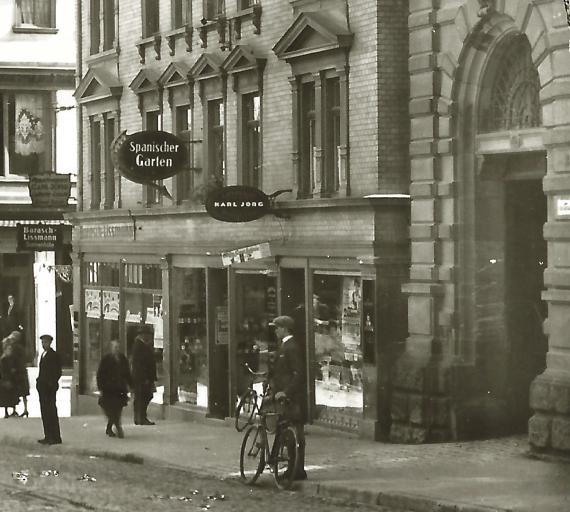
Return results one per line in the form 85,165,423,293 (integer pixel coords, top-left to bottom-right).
203,0,224,20
313,274,364,420
174,104,193,200
14,0,55,30
0,92,51,177
174,269,207,407
142,0,159,38
299,82,315,197
89,117,102,208
236,273,277,397
90,0,115,54
144,110,162,206
208,99,225,186
172,0,190,29
241,92,261,188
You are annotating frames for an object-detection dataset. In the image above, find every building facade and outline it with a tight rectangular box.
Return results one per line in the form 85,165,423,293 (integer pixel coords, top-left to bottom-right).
70,0,410,438
0,0,76,365
393,0,570,454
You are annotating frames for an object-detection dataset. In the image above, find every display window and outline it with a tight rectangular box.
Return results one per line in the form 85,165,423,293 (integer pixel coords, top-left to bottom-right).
123,263,164,404
173,268,208,407
312,273,365,417
83,262,120,394
235,273,278,397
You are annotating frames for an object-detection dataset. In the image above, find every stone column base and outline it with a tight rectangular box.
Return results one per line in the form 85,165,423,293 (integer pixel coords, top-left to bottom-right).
529,372,570,454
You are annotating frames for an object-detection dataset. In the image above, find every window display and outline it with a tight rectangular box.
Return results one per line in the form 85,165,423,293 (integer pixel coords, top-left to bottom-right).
313,274,364,417
174,268,207,407
235,274,277,396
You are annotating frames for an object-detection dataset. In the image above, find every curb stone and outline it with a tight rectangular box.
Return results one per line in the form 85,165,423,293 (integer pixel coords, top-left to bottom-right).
2,434,512,512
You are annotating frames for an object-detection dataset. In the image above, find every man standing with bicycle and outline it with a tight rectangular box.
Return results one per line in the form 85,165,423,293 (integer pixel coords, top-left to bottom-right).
268,315,307,481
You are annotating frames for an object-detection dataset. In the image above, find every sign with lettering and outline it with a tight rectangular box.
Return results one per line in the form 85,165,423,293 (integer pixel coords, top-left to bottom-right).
80,223,134,240
17,224,62,251
556,197,570,217
221,242,271,266
28,173,72,208
206,186,270,222
113,130,188,183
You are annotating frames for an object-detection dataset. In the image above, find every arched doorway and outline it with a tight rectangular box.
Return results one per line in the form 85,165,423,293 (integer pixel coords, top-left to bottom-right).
470,34,548,431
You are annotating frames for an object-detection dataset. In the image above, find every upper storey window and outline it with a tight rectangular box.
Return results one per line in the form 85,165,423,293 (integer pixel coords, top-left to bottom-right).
90,0,116,54
13,0,56,32
203,0,224,21
143,0,160,37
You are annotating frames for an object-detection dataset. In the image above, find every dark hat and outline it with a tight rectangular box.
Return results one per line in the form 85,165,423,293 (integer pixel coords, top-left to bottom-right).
269,315,295,330
136,324,153,335
39,334,53,342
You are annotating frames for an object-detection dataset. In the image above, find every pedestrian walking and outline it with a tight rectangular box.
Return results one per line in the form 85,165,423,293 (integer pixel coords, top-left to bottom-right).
268,315,308,481
0,341,19,418
36,334,62,445
7,330,30,417
97,340,131,438
130,326,157,425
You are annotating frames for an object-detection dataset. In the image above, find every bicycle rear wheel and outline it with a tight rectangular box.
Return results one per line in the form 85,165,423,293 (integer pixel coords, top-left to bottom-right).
239,425,265,485
272,425,299,490
235,389,258,432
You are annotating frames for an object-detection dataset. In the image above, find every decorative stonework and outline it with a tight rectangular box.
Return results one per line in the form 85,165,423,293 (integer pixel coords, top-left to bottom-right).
480,37,541,133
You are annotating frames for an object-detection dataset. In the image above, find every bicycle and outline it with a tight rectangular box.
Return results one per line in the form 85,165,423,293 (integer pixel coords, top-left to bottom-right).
234,362,267,432
239,394,300,490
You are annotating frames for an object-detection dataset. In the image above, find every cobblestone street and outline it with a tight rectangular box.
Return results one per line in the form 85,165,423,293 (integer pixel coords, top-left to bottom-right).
0,444,372,512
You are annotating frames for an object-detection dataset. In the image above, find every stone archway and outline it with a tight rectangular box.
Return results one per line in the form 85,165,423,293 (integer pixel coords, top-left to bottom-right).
396,0,570,448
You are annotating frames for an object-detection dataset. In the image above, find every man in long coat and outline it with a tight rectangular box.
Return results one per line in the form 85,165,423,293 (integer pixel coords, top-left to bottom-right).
37,334,62,445
269,315,307,480
130,326,157,425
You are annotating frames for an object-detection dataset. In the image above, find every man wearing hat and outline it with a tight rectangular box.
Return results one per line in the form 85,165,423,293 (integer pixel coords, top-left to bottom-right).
36,334,62,445
130,325,157,425
269,315,307,480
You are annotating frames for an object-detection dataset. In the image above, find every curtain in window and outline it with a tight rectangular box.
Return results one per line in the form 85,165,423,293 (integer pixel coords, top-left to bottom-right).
19,0,50,27
15,94,45,156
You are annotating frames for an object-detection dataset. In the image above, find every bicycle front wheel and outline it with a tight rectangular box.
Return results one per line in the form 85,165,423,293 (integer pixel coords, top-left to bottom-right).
272,425,299,490
235,389,257,432
239,425,265,485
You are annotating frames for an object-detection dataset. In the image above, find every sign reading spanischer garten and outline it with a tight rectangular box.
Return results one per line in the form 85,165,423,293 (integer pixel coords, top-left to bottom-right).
112,130,188,184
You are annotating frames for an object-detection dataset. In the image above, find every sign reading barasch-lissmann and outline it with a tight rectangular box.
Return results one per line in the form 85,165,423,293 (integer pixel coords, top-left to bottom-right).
17,224,62,251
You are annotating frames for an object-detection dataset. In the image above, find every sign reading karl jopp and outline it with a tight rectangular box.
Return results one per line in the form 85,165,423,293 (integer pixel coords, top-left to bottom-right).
113,130,188,184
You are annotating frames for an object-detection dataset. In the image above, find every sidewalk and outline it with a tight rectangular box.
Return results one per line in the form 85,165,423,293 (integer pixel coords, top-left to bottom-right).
0,413,568,512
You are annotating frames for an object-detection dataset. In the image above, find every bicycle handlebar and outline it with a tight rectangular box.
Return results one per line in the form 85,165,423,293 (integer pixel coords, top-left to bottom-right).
244,362,267,377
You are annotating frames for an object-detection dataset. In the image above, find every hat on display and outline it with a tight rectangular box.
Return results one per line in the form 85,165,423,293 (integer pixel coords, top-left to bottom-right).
269,315,295,331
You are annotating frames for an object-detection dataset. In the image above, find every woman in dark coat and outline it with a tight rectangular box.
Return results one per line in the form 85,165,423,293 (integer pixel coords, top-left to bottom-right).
7,331,29,417
97,340,131,438
0,342,20,418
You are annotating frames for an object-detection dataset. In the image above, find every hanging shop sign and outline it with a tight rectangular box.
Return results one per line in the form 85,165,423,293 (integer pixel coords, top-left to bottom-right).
85,289,102,319
28,173,72,208
112,130,188,183
206,185,270,222
221,242,272,266
17,223,62,251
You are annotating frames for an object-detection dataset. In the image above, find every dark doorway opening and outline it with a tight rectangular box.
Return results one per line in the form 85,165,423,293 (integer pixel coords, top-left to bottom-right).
504,179,547,430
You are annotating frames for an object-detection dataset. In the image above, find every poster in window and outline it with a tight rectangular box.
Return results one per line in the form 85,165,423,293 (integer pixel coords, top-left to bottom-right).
215,306,228,345
102,291,120,321
85,289,101,319
341,277,361,348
